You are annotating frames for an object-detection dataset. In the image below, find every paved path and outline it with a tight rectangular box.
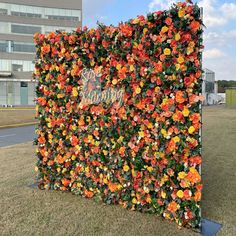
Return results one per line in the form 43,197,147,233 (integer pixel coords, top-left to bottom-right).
0,125,35,148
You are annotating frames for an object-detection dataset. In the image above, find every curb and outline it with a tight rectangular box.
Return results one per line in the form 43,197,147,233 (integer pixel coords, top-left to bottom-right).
0,122,38,129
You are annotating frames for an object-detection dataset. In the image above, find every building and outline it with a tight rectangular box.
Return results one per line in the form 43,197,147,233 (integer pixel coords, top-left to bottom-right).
202,68,219,105
0,0,82,106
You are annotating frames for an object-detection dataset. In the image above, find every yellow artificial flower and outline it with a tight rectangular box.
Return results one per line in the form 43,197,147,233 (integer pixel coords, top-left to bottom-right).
173,136,180,143
132,198,137,204
139,131,145,138
123,165,130,172
161,191,166,199
57,93,65,99
143,28,148,34
116,64,122,70
72,87,78,97
161,26,169,33
177,56,185,64
130,64,135,72
175,64,181,70
164,48,171,56
178,9,185,18
147,166,153,172
135,86,141,94
103,150,108,156
175,33,181,41
178,171,187,179
88,134,93,141
177,190,184,198
188,126,195,134
133,18,140,24
112,79,118,85
161,129,167,137
182,107,190,117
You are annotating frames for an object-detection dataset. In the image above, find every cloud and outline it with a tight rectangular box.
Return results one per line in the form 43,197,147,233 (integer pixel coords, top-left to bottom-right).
221,3,236,19
203,57,236,81
204,29,236,46
148,0,175,12
199,0,236,28
199,0,227,27
203,48,226,59
83,0,116,27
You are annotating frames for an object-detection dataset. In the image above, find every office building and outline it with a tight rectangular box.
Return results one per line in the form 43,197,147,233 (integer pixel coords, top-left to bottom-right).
0,0,82,106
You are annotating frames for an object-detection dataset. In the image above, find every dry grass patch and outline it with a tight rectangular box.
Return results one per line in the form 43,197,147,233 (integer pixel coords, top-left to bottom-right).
0,109,36,127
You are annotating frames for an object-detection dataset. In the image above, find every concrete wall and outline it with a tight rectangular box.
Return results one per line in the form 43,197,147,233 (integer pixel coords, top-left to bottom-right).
0,80,36,106
0,81,7,104
28,82,36,105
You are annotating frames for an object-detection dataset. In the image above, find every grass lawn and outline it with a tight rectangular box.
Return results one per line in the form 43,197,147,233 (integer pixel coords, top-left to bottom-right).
0,105,235,235
0,108,36,127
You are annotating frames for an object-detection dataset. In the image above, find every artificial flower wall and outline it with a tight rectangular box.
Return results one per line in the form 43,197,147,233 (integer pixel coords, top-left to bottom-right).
34,1,203,228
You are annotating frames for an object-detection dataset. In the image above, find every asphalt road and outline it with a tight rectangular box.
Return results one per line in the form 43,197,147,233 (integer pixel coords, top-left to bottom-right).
0,125,35,148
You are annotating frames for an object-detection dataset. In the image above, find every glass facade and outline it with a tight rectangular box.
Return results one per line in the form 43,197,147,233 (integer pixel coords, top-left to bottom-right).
0,3,81,21
11,24,42,34
0,59,34,72
0,22,9,33
0,40,35,53
13,42,35,53
0,2,81,106
0,22,75,35
0,40,7,52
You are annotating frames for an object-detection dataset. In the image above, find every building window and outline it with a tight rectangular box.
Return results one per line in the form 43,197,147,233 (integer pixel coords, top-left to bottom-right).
21,82,28,87
0,60,11,71
205,81,214,93
47,15,79,21
0,3,81,22
0,22,9,34
11,24,41,34
0,41,7,52
12,64,23,72
0,8,7,15
11,11,41,18
0,59,34,72
13,42,35,53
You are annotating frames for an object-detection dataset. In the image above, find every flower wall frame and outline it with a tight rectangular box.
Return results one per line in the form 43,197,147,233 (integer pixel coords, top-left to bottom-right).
34,1,203,228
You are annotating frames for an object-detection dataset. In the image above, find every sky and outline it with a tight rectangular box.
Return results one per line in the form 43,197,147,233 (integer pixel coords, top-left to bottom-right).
83,0,236,81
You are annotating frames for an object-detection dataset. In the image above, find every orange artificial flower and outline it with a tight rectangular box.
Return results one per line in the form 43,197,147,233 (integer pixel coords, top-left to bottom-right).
167,201,179,213
41,44,50,55
108,182,121,192
118,106,126,118
194,191,201,202
71,135,79,146
175,91,186,103
119,146,126,157
38,136,46,144
165,17,172,26
62,178,70,187
187,168,201,184
190,20,200,32
120,23,133,37
84,190,94,198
